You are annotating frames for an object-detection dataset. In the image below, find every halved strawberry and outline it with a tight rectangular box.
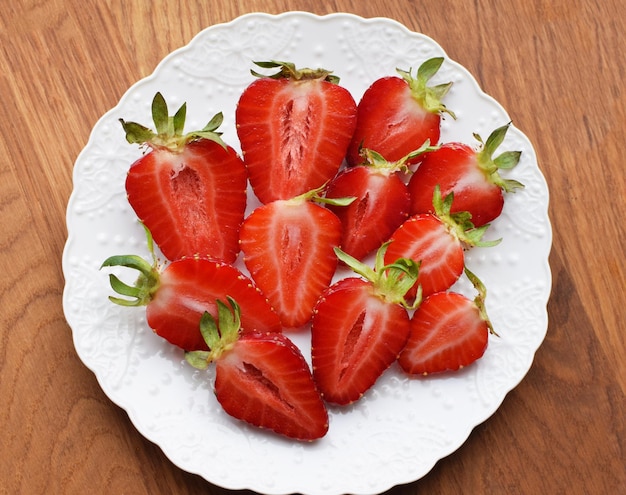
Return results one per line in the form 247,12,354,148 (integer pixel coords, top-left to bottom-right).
186,298,328,441
325,142,435,260
236,60,357,203
311,244,419,405
398,268,497,374
346,57,455,166
409,123,524,226
101,228,281,351
384,186,499,300
239,186,351,328
120,92,247,263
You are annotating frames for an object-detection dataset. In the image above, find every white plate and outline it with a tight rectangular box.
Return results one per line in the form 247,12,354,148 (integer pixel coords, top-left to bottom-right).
62,11,552,495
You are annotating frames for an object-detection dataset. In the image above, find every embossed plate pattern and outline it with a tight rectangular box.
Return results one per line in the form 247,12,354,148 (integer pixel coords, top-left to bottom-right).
62,12,552,495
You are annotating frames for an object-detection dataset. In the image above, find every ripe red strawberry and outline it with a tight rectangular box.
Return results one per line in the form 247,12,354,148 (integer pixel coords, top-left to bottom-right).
398,268,496,374
408,123,524,227
311,244,419,405
239,186,351,328
101,229,281,351
384,186,499,300
120,92,247,263
185,298,328,441
346,57,455,167
325,142,435,261
236,60,357,203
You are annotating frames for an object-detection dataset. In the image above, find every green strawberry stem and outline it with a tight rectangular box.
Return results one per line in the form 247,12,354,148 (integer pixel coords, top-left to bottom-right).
334,242,422,309
251,60,341,84
464,267,497,336
185,297,242,369
432,185,502,248
397,57,456,118
474,123,525,192
291,183,356,208
119,92,227,153
100,224,161,307
359,139,439,174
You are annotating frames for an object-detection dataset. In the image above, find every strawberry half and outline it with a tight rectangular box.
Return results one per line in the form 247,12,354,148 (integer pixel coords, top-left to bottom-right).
346,57,455,166
398,268,497,374
101,228,281,351
409,123,524,226
120,92,247,263
239,186,351,329
384,186,500,300
236,60,357,203
311,244,419,405
186,298,328,441
325,142,435,261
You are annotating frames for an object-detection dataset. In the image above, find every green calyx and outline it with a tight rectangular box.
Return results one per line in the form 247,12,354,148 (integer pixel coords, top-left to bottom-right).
251,60,341,84
397,57,456,118
100,224,161,307
290,183,356,208
359,139,439,174
119,92,227,153
464,267,497,336
184,297,242,369
432,185,501,248
334,243,421,309
474,123,525,193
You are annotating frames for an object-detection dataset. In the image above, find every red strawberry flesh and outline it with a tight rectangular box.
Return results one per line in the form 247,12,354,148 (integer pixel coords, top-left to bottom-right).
216,332,328,441
385,214,464,298
126,141,247,262
236,77,356,203
311,277,411,405
398,291,489,374
240,197,341,328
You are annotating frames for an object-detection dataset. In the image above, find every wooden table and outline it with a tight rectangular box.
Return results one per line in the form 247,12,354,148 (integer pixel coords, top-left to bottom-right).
1,1,624,493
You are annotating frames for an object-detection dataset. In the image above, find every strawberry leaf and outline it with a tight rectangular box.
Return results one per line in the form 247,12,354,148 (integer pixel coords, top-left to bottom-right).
185,297,243,368
464,267,497,335
251,60,340,83
294,183,356,207
152,92,170,136
476,123,525,193
335,243,420,308
359,139,439,174
202,112,224,133
119,120,156,144
398,57,456,118
416,56,444,82
493,150,522,170
172,101,187,136
432,185,502,248
101,254,160,306
120,93,227,151
184,350,211,370
101,224,162,306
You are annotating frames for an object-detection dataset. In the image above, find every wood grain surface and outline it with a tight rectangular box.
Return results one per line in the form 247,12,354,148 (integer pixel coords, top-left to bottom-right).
1,0,624,494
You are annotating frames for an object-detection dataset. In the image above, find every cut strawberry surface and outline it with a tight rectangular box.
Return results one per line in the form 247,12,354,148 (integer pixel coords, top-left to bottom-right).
346,57,454,166
236,61,357,203
385,213,465,298
239,187,348,329
326,165,410,260
385,186,500,299
101,228,281,351
409,123,523,226
186,298,328,441
398,268,496,374
311,244,418,405
121,92,247,263
326,144,434,261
